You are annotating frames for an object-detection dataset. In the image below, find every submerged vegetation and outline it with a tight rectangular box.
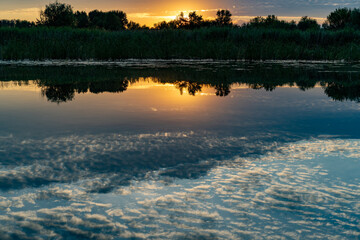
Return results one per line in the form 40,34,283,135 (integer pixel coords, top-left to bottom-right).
1,2,360,60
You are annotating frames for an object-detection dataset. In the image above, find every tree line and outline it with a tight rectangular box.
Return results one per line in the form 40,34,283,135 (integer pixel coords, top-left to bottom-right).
0,1,232,30
244,8,360,31
1,1,360,31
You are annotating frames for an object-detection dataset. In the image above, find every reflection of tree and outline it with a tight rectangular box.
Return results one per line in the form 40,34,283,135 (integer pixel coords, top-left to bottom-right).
296,79,317,91
41,85,75,103
248,83,264,90
2,64,360,103
262,84,277,91
39,80,130,103
175,81,230,97
89,80,129,94
175,81,202,96
33,78,360,104
215,83,231,97
324,82,360,102
248,83,277,91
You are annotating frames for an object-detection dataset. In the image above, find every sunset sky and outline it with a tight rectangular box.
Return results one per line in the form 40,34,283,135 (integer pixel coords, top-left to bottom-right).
0,0,359,26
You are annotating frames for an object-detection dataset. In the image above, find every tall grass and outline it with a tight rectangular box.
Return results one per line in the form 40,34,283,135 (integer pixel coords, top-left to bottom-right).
1,27,360,60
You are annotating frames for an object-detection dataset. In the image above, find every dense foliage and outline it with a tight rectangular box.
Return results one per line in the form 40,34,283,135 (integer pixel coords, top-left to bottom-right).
322,8,360,30
0,19,35,28
37,1,75,27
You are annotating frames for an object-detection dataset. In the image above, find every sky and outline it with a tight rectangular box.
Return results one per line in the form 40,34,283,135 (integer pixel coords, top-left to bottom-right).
0,0,359,26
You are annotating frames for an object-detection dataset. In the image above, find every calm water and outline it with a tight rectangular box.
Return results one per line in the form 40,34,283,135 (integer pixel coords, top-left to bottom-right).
0,61,359,239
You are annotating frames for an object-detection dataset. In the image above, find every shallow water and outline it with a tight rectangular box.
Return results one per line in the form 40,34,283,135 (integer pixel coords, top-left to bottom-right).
0,61,359,239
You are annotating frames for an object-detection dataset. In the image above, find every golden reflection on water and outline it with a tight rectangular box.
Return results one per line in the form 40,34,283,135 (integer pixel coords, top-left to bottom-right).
0,79,219,103
0,79,222,118
0,79,326,112
0,79,323,94
0,81,40,92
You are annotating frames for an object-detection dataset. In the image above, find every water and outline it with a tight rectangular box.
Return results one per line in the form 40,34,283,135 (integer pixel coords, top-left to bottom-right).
0,61,359,239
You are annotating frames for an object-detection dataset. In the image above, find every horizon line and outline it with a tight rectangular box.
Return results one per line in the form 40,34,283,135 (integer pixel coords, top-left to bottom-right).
0,7,329,26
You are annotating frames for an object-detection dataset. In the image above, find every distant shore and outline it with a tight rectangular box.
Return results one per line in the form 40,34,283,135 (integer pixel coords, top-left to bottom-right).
1,27,360,61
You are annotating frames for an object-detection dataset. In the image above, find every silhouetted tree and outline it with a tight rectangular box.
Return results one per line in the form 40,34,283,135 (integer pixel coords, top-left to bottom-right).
127,21,149,30
201,19,216,27
89,10,128,30
88,10,102,27
107,11,128,30
216,10,232,26
154,21,171,29
16,20,35,28
248,16,265,27
0,20,15,28
37,1,75,27
127,21,141,30
74,11,90,28
154,13,188,29
297,16,320,31
264,15,278,25
176,12,189,28
247,15,296,29
266,15,296,29
154,11,222,29
0,20,35,28
350,8,360,29
188,11,204,29
325,8,352,29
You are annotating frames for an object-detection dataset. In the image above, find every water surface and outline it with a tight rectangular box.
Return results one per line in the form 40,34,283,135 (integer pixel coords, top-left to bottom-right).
0,61,359,239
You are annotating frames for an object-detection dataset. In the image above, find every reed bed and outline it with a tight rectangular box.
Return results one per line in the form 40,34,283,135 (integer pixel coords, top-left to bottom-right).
1,27,360,60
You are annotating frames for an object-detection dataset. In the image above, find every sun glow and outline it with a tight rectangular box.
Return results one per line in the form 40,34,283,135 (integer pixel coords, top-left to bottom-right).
0,1,330,27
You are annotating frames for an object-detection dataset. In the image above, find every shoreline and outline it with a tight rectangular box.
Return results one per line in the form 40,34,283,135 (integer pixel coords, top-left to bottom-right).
0,59,357,67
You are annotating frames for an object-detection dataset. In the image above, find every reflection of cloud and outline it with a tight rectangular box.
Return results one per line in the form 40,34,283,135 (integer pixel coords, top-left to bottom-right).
0,139,359,238
0,130,282,193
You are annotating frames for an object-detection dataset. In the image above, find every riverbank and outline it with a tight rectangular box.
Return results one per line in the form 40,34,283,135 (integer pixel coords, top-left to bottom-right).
1,27,360,60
